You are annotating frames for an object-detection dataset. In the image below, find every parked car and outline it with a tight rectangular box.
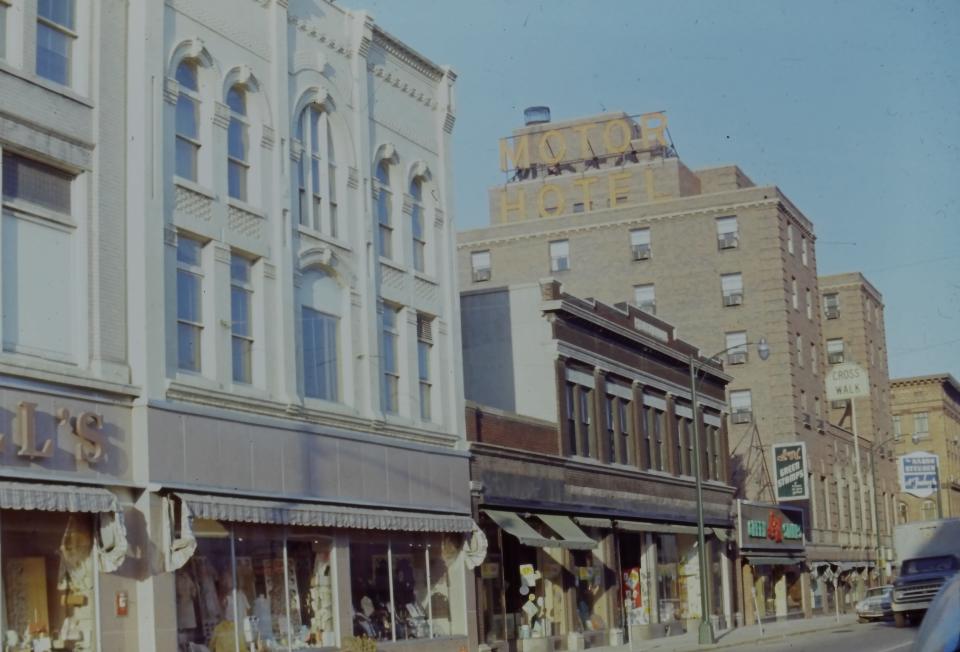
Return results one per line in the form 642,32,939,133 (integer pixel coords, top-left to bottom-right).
913,572,960,652
856,585,893,622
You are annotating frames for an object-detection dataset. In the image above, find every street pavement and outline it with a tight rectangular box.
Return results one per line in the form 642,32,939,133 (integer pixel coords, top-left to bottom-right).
588,614,918,652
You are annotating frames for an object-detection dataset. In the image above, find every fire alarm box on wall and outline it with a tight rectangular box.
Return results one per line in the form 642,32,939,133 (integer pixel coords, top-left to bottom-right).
115,591,128,617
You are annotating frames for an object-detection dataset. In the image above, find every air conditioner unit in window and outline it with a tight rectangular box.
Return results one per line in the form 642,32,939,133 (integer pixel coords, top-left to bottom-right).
825,308,840,319
816,418,825,431
472,268,491,282
802,413,811,426
828,352,844,364
718,234,739,250
631,244,651,261
731,410,752,424
727,351,748,365
551,257,570,272
638,301,656,316
723,293,743,307
830,399,847,410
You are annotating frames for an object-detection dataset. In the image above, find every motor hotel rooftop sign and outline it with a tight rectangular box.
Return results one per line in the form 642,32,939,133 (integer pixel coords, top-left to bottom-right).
495,112,671,223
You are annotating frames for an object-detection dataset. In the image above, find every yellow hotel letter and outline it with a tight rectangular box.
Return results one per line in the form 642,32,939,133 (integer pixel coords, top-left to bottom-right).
538,184,566,217
602,119,631,154
499,135,530,172
499,187,527,223
607,171,633,207
538,130,567,165
572,177,599,210
643,167,670,201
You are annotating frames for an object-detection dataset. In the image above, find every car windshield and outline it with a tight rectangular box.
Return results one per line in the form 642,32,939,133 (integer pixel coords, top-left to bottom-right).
902,556,959,576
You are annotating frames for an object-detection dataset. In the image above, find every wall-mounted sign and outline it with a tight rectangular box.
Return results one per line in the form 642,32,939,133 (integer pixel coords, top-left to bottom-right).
1,401,106,464
825,362,869,402
737,500,805,552
772,442,808,501
899,451,940,498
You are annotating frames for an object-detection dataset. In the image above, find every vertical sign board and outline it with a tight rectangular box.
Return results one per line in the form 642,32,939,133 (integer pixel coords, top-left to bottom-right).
772,442,809,501
899,451,940,498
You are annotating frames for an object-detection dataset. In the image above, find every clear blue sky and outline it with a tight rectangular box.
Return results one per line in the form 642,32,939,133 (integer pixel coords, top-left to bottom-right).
340,0,960,380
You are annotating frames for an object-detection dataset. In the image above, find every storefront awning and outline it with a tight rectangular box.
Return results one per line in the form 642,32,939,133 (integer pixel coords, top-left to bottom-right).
535,514,597,550
483,509,557,547
176,493,475,533
0,480,119,513
709,527,733,542
746,556,805,566
614,520,699,535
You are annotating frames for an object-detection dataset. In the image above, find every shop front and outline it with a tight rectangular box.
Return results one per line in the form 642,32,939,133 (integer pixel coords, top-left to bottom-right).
737,501,809,624
0,379,138,652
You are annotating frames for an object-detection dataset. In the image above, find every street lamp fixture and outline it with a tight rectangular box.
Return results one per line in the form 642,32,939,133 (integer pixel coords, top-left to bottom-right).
690,337,770,645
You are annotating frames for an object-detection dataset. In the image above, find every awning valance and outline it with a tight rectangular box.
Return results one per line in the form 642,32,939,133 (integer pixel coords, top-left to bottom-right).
535,514,597,550
0,480,118,513
483,509,556,548
177,493,474,533
575,516,614,529
746,555,805,566
615,520,699,535
709,527,733,542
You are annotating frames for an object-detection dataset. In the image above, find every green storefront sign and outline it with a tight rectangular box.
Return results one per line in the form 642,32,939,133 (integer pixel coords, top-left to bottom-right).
773,442,808,501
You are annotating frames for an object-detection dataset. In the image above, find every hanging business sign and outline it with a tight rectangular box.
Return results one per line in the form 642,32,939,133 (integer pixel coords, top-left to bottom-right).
772,442,809,501
899,451,940,498
737,500,805,552
825,362,870,402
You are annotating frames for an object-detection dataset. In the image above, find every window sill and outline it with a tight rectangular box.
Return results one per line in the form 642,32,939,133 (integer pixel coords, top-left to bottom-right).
413,270,439,285
173,176,216,200
379,256,407,273
296,224,352,252
0,353,139,398
227,196,266,219
1,198,77,230
0,60,92,107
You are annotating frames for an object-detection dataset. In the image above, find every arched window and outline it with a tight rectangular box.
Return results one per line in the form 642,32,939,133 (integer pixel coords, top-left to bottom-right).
921,500,936,521
175,60,201,181
376,160,392,259
410,177,425,272
226,84,249,201
300,269,340,402
298,107,338,236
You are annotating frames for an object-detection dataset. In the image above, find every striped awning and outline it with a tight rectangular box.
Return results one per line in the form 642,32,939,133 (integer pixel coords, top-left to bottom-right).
0,481,118,513
176,493,474,533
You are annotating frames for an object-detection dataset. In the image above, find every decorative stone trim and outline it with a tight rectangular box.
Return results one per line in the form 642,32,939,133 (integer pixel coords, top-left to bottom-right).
433,209,444,229
163,224,178,247
444,112,456,134
213,243,232,264
371,28,443,82
368,64,437,109
350,289,362,307
347,167,359,189
213,102,231,129
263,262,277,279
228,203,265,240
401,194,414,216
288,15,351,59
163,77,180,105
290,138,303,162
436,319,448,335
261,125,275,150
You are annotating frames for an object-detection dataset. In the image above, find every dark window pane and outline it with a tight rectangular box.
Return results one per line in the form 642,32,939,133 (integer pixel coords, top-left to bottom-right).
36,22,70,85
226,85,246,115
2,153,72,213
38,0,74,28
175,60,198,91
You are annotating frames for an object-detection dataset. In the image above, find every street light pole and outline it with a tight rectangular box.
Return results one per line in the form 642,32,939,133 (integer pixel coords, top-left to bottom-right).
869,435,901,585
689,337,769,645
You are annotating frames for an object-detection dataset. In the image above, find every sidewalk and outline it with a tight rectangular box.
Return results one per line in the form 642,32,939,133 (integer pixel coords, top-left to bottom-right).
589,613,860,651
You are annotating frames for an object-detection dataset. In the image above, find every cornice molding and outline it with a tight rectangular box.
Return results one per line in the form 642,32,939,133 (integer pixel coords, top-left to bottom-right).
288,14,352,60
367,63,438,109
371,28,443,82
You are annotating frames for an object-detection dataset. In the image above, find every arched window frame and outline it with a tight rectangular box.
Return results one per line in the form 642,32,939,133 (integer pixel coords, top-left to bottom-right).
409,176,426,273
297,255,345,404
174,59,202,182
168,39,217,189
226,84,250,202
297,105,338,237
375,158,394,259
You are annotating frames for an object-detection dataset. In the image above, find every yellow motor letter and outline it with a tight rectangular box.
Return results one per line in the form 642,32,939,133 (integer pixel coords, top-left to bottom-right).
538,130,567,165
602,119,631,154
499,135,530,172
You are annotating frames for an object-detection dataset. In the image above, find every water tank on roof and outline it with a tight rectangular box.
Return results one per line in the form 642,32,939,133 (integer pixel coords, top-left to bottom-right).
523,106,551,126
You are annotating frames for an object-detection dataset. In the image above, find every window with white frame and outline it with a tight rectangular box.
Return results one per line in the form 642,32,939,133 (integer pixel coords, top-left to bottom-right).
376,160,393,259
791,277,798,309
36,0,76,86
302,306,338,402
787,223,795,254
471,250,491,282
796,333,803,367
417,313,432,421
174,60,201,181
176,235,204,372
814,396,821,417
893,415,902,439
630,228,651,260
230,253,253,384
716,216,738,249
633,283,655,315
827,338,844,364
801,236,808,266
549,239,569,272
0,0,9,60
730,390,752,423
298,106,338,237
226,85,249,201
914,412,929,437
810,342,818,374
1,152,77,360
805,288,812,319
721,272,743,306
411,177,426,273
381,305,400,414
725,331,747,364
824,292,840,319
801,389,807,413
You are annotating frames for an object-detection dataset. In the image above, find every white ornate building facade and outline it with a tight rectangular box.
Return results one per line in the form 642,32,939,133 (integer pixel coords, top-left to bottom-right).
0,0,474,650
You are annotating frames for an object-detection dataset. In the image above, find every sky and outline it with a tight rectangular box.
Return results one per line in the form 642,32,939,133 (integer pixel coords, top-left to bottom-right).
339,0,960,380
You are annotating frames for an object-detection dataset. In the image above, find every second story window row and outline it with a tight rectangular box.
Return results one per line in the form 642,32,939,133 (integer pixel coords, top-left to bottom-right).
37,0,77,86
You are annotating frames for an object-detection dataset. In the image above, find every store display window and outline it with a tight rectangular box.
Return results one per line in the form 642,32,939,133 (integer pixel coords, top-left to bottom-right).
655,534,680,624
618,532,645,627
175,520,338,652
570,548,609,635
349,534,460,643
1,511,97,652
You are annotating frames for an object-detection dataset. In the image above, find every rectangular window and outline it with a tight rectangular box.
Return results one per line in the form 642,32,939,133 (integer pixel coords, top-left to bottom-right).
791,277,798,309
814,396,821,417
893,415,901,439
381,305,400,413
633,283,655,315
36,0,76,86
824,293,840,319
730,390,752,423
630,228,651,260
0,2,8,60
228,119,249,201
302,307,338,402
377,189,393,259
549,239,570,272
648,405,665,471
805,288,812,319
811,342,818,374
801,236,808,266
471,250,491,282
800,389,807,413
417,314,432,421
914,412,929,437
577,384,593,458
725,331,748,364
2,152,72,214
716,216,739,249
787,223,795,254
827,338,844,364
230,254,253,384
721,273,743,306
176,236,204,372
412,204,426,273
866,299,873,322
796,333,803,367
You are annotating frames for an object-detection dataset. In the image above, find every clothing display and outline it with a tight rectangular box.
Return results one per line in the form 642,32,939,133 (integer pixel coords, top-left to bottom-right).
177,573,200,631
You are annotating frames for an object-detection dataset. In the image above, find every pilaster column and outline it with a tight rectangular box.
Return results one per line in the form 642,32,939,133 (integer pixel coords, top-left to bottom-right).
633,382,650,470
665,394,679,475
